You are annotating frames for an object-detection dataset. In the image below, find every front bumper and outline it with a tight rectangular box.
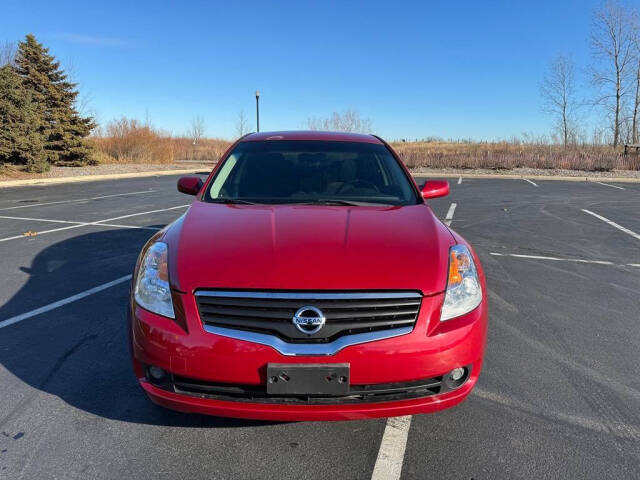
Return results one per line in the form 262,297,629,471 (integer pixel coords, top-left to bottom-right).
129,292,488,421
139,372,479,421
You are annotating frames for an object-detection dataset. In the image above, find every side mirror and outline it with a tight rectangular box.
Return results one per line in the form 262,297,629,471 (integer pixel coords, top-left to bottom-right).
177,176,203,196
421,180,449,199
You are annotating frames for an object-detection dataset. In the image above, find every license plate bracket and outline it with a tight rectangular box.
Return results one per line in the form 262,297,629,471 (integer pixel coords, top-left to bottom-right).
266,363,350,395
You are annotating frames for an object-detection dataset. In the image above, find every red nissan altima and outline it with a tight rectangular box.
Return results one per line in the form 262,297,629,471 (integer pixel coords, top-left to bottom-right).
128,131,488,421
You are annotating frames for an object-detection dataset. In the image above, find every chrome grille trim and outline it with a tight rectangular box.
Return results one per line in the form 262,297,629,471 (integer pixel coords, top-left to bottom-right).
203,325,414,356
195,291,422,300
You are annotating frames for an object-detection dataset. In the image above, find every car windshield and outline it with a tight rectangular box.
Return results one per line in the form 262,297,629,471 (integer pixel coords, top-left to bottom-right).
205,140,419,206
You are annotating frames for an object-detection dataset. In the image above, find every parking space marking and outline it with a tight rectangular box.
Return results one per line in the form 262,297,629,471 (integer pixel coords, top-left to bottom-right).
0,224,91,242
93,223,161,231
0,190,156,211
524,178,539,187
445,203,457,226
371,415,412,480
0,204,188,242
0,215,85,225
457,176,462,184
90,190,155,200
0,222,160,242
93,204,190,224
581,209,640,241
0,275,132,329
489,252,640,268
594,181,625,190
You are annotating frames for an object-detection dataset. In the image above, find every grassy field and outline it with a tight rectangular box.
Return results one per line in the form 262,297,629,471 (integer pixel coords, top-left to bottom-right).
92,129,640,173
390,141,640,172
86,118,640,172
91,136,229,164
91,120,229,165
5,133,640,181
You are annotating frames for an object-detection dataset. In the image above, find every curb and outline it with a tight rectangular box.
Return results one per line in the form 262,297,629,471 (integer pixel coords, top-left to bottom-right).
0,168,210,189
410,172,640,183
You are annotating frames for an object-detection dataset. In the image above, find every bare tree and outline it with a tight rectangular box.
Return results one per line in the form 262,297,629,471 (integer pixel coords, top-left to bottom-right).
620,112,634,143
631,62,640,143
188,115,205,145
0,41,16,67
590,1,635,147
629,7,640,143
235,109,249,137
540,55,580,146
307,109,373,133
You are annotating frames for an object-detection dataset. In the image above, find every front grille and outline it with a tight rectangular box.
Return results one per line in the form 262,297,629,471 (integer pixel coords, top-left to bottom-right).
195,291,422,343
171,374,443,404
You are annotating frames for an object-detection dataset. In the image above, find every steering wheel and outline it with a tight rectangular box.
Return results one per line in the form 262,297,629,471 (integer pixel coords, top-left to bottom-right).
337,180,380,194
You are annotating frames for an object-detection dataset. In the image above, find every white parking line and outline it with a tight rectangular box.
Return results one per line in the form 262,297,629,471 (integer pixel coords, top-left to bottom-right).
0,224,90,242
0,215,85,225
0,275,132,329
594,181,625,190
94,205,189,224
444,203,457,226
93,223,161,231
581,209,640,241
91,190,155,200
523,178,538,187
0,190,156,211
490,252,640,268
457,176,462,184
371,416,412,480
0,222,159,242
0,204,188,242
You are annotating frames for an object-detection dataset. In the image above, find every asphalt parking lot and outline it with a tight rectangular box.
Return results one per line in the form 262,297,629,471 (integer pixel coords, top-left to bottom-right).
0,173,638,479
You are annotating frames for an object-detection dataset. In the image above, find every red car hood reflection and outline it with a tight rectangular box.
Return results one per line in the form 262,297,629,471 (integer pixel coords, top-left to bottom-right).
169,201,454,295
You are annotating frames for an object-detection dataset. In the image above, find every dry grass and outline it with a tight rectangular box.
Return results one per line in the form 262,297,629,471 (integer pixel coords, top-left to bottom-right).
390,141,640,171
91,117,230,164
92,118,174,163
173,137,230,162
89,120,640,172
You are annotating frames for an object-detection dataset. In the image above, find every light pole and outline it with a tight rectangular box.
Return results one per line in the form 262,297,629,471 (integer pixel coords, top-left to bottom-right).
255,90,260,132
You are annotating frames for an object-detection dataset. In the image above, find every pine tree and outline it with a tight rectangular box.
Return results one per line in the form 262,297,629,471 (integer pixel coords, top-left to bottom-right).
14,34,95,166
0,65,48,172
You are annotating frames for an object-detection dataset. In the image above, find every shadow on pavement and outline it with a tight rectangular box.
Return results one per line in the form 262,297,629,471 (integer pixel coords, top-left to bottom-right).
0,228,276,429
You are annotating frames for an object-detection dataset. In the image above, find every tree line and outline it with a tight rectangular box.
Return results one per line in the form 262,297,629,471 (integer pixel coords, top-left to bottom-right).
0,34,94,172
542,0,640,147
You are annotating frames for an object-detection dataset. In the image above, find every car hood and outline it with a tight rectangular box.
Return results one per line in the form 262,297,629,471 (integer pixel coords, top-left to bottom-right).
167,201,454,295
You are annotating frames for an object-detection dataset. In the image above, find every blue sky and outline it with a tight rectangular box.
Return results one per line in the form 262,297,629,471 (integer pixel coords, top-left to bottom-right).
3,0,607,140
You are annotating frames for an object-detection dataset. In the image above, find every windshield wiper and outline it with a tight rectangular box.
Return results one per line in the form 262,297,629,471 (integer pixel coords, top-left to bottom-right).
209,198,258,205
301,199,362,206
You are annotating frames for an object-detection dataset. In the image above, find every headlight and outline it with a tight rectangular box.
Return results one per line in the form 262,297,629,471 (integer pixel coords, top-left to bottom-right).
134,242,175,318
440,245,482,321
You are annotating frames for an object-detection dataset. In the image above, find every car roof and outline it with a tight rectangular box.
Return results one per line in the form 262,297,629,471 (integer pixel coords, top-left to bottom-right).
240,130,383,144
